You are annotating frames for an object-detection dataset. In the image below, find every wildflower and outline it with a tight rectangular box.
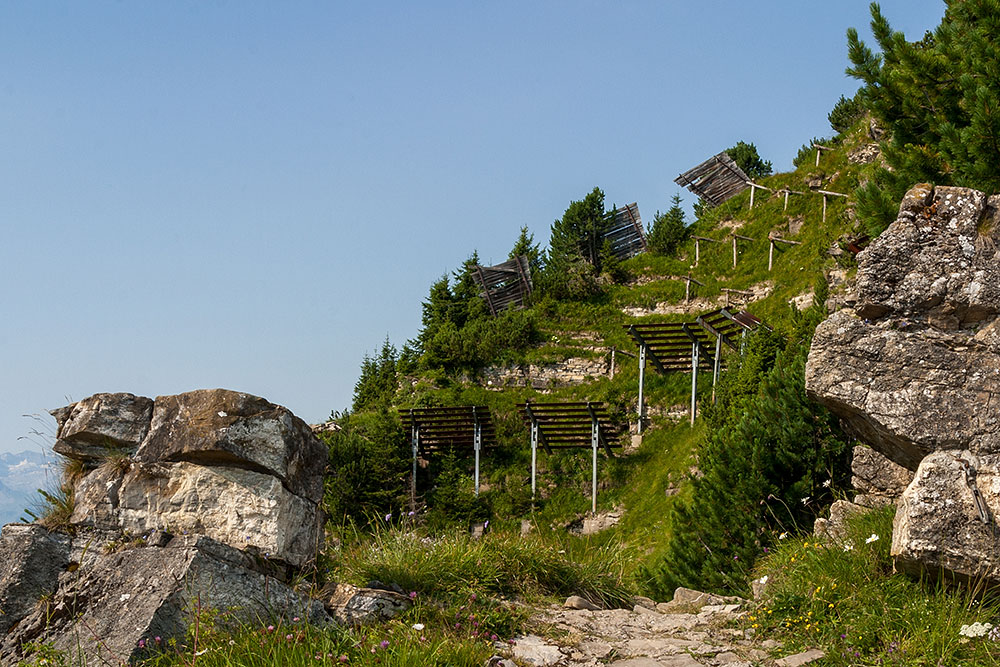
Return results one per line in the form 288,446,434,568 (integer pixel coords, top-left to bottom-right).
138,639,145,649
865,533,879,544
779,532,788,540
380,640,390,649
409,591,418,600
491,633,499,641
412,623,425,631
960,622,993,638
293,616,300,622
843,542,854,551
801,496,810,505
823,479,831,488
420,636,427,642
154,637,161,644
229,640,236,646
286,634,293,640
339,656,349,663
408,511,415,516
267,625,275,632
758,575,768,585
385,513,392,521
990,626,1000,641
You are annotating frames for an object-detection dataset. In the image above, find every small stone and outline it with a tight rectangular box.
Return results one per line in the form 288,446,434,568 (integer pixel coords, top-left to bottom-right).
564,595,601,611
775,649,826,666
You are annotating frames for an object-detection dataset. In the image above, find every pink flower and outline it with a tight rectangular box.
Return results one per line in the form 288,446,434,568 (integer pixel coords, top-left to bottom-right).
380,640,389,649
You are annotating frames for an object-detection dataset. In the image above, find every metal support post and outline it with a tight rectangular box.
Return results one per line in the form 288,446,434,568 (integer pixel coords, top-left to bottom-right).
410,420,419,514
732,236,737,269
690,342,699,426
473,409,482,497
530,420,538,501
768,240,774,271
591,410,599,514
637,343,647,434
712,334,722,403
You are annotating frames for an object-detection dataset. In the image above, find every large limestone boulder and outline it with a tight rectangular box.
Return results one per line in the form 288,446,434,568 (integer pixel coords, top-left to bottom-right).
806,183,1000,586
0,524,71,635
892,451,1000,583
0,527,329,666
51,392,154,462
135,389,326,503
807,185,1000,470
55,388,326,567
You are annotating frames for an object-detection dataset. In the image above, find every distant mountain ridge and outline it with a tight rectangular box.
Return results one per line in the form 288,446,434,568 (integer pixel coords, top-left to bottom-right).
0,449,56,525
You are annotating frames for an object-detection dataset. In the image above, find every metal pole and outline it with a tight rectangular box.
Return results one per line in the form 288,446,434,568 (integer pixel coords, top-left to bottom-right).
530,421,538,501
822,194,828,223
473,410,481,497
768,240,774,271
411,420,419,514
732,237,737,269
690,342,699,426
694,239,700,266
591,408,599,514
712,334,722,403
637,343,647,434
783,190,790,211
749,184,755,209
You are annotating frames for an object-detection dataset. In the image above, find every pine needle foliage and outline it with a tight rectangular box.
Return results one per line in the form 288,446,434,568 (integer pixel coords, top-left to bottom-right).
640,310,850,599
847,0,1000,235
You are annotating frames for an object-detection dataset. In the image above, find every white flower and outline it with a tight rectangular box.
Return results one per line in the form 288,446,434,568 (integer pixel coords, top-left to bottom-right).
865,533,880,544
801,496,810,505
412,623,425,631
843,542,855,552
960,622,993,638
823,479,831,488
757,575,769,585
778,532,788,540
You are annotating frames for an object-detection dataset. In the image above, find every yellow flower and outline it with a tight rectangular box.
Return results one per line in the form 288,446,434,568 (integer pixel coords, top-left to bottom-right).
828,603,834,608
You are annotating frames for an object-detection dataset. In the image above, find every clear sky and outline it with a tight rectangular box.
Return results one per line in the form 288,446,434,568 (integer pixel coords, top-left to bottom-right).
1,1,944,454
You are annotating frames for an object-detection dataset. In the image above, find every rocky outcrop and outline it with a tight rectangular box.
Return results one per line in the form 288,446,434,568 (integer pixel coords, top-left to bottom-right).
482,357,611,390
52,392,154,462
807,185,1000,471
891,451,1000,584
53,388,325,567
806,184,1000,586
0,526,329,665
0,389,333,663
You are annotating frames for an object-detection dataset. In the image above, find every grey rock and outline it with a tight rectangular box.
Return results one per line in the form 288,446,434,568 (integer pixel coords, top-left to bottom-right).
891,451,1000,584
135,389,327,504
0,524,71,634
323,583,412,626
72,460,321,567
0,534,328,666
775,649,826,666
511,634,565,666
807,185,1000,470
51,393,153,462
813,500,867,542
851,445,913,507
565,595,602,610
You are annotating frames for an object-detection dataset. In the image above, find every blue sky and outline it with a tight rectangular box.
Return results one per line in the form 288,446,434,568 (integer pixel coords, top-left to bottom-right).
1,1,943,454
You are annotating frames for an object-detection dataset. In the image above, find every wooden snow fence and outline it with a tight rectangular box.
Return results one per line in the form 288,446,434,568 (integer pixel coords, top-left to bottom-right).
675,152,751,207
472,256,533,316
603,202,646,260
399,406,495,511
519,401,625,513
624,309,765,431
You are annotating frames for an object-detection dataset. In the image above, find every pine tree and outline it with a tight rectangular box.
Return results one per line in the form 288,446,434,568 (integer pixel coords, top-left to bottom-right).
646,194,689,256
847,0,1000,234
509,225,543,278
725,141,772,180
547,187,607,271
